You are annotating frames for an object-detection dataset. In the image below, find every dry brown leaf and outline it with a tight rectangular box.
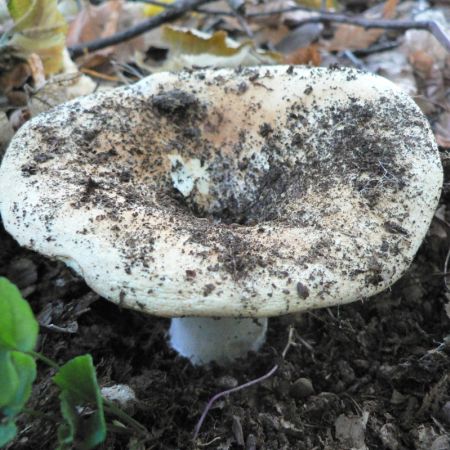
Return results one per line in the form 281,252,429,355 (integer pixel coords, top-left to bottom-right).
284,44,321,66
148,26,281,71
67,0,122,47
0,61,31,94
327,27,382,51
382,0,399,19
409,50,435,78
326,0,398,51
435,112,450,148
253,24,292,49
0,51,46,110
402,10,449,70
253,7,324,53
67,1,147,68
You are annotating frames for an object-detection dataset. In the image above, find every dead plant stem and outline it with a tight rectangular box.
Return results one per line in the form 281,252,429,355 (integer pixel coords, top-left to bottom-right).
193,327,295,441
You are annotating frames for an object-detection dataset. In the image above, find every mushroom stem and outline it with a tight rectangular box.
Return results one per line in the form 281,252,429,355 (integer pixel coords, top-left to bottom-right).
169,317,268,365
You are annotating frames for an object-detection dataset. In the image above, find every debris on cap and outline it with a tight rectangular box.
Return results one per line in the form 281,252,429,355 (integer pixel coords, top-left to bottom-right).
0,66,443,318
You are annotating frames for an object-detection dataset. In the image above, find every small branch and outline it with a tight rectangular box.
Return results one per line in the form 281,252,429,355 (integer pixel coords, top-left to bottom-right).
233,14,254,38
68,0,216,58
28,350,60,370
290,14,450,53
255,7,450,53
196,4,316,16
340,49,366,69
197,5,450,53
103,400,149,437
227,0,253,38
196,435,223,446
107,423,135,435
354,40,400,56
193,327,295,441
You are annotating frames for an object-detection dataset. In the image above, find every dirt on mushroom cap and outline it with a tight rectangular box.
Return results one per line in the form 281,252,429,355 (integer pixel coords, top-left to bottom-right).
0,66,443,317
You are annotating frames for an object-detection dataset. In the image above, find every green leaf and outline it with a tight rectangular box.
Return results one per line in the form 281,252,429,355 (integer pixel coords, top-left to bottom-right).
7,0,67,74
0,277,38,352
2,352,36,418
6,0,31,23
0,421,17,447
0,352,36,448
57,391,77,450
53,355,106,450
0,351,18,407
7,0,67,33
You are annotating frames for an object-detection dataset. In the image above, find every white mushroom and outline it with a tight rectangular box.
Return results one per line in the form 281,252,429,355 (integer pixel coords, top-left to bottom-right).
0,66,443,365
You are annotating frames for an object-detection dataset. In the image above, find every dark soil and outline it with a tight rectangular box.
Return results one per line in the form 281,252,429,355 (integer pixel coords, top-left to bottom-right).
1,162,449,450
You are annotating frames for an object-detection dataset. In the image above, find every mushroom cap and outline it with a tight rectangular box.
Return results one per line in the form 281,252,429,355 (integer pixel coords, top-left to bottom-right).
0,66,442,317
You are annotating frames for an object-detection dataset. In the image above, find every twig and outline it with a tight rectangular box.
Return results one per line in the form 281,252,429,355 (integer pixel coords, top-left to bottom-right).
80,68,120,82
197,5,450,53
354,40,401,56
107,423,136,435
68,0,216,58
225,0,253,38
227,0,253,38
193,327,295,441
196,436,223,447
195,4,315,16
67,0,450,57
103,400,149,437
263,10,450,53
340,50,366,69
28,350,60,369
295,17,449,53
111,61,146,80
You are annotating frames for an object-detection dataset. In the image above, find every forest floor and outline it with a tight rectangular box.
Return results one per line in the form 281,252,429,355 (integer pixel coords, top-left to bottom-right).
1,0,449,449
